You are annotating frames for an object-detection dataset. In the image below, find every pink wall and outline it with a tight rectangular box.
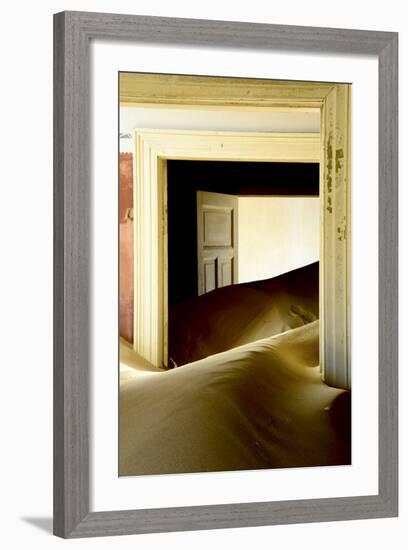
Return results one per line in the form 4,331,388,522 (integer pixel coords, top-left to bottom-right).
119,153,134,343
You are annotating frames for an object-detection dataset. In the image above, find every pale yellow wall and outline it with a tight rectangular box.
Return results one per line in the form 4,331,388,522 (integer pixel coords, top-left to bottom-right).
120,106,320,152
237,197,320,283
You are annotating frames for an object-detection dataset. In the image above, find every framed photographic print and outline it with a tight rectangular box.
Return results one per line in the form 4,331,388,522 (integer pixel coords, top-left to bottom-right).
53,11,398,538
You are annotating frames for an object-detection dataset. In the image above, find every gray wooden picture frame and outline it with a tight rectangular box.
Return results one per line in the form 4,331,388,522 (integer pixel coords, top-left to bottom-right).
53,11,398,538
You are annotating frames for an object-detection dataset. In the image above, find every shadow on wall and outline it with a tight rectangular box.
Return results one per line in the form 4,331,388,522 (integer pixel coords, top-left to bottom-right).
21,517,53,534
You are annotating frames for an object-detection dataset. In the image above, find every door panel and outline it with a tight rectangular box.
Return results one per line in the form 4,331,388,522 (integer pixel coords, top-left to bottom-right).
203,208,232,246
197,191,238,296
203,257,217,293
218,257,233,288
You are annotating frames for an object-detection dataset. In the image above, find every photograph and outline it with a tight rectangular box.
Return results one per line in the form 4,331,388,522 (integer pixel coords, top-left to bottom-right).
118,71,351,477
1,2,401,545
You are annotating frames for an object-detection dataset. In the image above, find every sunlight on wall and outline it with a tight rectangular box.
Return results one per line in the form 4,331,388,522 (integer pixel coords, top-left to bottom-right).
120,106,320,152
237,197,320,283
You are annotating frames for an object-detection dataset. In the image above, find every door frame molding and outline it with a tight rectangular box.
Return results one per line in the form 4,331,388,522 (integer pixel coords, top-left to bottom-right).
125,73,351,389
133,129,323,366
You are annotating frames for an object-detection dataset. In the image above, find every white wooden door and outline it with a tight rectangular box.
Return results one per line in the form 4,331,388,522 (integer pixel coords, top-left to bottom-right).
197,191,238,295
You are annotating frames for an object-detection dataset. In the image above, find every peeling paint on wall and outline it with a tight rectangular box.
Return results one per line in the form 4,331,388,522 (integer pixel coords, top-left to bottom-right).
326,135,333,213
327,195,333,214
120,153,134,343
337,225,346,241
336,148,344,174
337,216,347,241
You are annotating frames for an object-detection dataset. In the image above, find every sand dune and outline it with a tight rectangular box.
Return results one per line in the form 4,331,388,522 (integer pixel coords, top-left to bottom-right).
120,263,350,477
120,321,350,476
168,262,319,366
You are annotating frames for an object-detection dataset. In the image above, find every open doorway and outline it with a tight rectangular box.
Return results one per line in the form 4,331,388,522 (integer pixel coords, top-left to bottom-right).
167,160,320,368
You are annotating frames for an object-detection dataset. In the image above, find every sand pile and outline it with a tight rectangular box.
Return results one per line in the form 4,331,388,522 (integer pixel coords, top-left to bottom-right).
120,321,350,476
168,262,319,366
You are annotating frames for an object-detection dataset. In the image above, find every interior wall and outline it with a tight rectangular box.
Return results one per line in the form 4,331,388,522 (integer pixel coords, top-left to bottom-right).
119,153,134,343
120,107,320,152
238,197,320,283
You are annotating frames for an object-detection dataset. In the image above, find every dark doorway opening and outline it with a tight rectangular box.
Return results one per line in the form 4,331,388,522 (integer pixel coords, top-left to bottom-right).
167,160,319,307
